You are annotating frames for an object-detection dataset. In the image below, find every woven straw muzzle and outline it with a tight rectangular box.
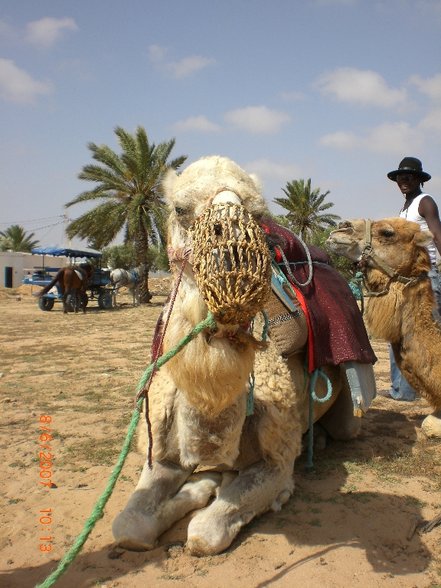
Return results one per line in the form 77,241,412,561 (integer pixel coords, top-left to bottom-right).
190,203,271,324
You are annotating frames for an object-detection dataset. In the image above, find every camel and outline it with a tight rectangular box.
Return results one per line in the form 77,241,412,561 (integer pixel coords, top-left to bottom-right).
112,156,376,556
327,217,441,437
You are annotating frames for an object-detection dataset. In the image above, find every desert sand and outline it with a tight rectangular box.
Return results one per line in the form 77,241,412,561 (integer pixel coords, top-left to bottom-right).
0,281,440,588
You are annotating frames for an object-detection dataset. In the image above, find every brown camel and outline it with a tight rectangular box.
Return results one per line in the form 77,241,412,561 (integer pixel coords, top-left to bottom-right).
327,217,441,436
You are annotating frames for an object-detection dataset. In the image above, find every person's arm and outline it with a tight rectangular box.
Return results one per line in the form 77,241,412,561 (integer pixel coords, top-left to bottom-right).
419,195,441,256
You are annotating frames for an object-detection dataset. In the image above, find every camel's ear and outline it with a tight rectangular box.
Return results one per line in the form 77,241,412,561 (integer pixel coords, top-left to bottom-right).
248,173,262,194
414,230,433,249
162,168,178,200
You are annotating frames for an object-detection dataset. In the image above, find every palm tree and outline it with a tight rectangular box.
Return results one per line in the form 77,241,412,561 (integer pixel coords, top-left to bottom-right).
0,225,39,252
65,126,186,302
273,179,340,241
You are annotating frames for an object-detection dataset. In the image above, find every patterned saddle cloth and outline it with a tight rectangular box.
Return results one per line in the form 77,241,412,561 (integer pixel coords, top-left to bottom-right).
261,218,377,412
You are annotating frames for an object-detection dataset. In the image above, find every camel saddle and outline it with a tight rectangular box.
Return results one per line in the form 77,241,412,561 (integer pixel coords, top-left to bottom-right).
261,218,377,412
261,217,376,369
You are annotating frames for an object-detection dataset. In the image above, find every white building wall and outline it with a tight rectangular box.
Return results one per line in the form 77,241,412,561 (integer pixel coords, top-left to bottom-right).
0,252,67,288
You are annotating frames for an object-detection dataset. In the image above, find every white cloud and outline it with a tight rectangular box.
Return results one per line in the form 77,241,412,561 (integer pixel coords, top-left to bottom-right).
319,131,359,149
173,115,221,133
148,44,214,79
224,106,291,134
148,44,168,63
0,58,52,104
245,158,303,183
25,17,78,48
419,107,441,133
410,73,441,101
320,121,421,154
316,67,408,108
364,122,421,153
167,56,215,79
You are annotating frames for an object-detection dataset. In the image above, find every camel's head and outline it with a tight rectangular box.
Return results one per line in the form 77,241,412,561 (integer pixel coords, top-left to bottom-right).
327,217,432,276
163,156,267,232
162,156,272,324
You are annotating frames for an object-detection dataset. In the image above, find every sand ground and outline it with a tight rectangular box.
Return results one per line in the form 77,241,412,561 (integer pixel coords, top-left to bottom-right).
0,281,440,588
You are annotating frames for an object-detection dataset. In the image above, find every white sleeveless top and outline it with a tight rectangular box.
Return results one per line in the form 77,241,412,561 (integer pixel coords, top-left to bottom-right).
400,193,437,266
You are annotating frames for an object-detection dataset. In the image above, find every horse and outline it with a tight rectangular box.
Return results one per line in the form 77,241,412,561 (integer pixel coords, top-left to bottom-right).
38,263,93,313
110,265,146,306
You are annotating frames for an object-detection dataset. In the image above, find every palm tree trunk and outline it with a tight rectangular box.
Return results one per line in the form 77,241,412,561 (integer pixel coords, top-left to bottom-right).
135,230,152,303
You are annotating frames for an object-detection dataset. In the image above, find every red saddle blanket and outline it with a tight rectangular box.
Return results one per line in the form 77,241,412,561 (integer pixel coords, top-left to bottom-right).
261,217,376,371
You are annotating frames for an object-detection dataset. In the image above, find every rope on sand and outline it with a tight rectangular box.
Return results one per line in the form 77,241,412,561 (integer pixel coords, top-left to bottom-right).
35,312,217,588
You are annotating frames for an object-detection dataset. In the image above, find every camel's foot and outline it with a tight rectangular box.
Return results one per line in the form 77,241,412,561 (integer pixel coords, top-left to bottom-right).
112,508,158,551
421,414,441,438
187,501,250,556
113,472,220,551
187,486,292,556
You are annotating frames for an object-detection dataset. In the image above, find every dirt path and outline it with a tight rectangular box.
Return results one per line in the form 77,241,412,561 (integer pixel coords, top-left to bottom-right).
0,285,440,588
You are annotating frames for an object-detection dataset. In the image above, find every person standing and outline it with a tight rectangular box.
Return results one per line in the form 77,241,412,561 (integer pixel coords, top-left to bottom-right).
383,157,441,401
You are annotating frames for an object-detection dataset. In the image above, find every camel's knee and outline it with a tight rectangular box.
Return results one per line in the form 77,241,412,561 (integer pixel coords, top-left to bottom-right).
421,414,441,438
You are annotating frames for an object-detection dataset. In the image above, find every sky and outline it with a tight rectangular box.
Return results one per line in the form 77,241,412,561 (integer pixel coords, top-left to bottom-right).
1,0,441,248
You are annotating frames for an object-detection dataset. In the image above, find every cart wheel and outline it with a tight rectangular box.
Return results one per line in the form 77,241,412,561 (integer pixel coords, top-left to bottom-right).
98,291,113,310
38,297,54,311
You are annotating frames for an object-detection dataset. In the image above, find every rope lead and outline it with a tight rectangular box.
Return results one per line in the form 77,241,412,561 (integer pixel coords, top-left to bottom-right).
35,311,217,588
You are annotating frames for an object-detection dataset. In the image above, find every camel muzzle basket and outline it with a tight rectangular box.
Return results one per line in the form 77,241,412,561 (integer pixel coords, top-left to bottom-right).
190,203,271,325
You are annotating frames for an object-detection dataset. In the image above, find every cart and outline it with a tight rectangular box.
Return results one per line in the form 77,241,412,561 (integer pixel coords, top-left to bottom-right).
23,246,114,311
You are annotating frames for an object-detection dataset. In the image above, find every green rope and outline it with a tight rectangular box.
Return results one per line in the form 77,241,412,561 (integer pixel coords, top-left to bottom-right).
349,271,365,313
35,311,217,588
246,311,270,416
260,310,269,342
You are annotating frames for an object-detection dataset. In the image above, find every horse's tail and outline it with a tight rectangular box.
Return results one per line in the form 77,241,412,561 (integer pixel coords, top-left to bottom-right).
38,269,63,296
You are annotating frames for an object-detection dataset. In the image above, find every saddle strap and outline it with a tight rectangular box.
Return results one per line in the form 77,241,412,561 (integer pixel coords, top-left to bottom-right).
271,265,301,314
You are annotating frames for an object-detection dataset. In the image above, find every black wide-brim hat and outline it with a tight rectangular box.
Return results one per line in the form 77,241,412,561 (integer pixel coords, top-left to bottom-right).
387,156,431,182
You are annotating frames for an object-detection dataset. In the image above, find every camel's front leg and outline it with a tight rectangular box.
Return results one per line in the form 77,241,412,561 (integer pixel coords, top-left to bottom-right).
187,461,294,556
112,460,219,550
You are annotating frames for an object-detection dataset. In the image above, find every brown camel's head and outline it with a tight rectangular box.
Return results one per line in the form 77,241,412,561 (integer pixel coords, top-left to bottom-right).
327,217,432,277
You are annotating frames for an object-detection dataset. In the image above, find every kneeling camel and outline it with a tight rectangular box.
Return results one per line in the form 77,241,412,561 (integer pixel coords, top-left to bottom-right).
113,156,376,556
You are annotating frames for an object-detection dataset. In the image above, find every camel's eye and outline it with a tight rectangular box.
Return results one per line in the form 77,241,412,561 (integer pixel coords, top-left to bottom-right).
379,228,395,238
175,206,186,216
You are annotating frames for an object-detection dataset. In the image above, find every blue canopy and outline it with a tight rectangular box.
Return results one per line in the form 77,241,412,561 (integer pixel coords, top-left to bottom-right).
31,246,102,259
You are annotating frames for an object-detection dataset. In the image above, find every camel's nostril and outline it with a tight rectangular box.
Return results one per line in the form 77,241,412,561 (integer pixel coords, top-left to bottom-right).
214,223,222,236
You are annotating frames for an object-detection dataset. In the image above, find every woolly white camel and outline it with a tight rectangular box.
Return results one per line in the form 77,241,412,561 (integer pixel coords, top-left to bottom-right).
112,156,376,556
327,217,441,437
